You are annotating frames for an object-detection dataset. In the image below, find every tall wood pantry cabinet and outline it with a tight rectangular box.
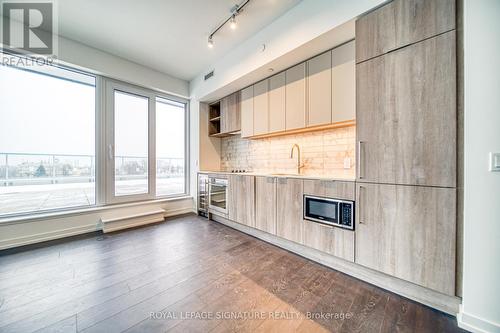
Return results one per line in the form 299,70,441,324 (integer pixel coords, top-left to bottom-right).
355,0,458,296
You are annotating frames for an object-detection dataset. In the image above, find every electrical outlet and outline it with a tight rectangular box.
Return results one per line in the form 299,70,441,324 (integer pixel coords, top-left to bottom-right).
490,152,500,172
343,157,351,169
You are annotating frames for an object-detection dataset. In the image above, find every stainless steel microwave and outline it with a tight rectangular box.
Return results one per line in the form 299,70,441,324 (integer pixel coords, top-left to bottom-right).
303,195,354,230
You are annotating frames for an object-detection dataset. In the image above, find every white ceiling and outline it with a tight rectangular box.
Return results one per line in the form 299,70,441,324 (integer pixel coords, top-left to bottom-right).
58,0,302,81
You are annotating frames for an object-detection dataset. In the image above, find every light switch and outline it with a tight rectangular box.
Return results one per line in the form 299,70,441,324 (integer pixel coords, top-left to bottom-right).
489,152,500,172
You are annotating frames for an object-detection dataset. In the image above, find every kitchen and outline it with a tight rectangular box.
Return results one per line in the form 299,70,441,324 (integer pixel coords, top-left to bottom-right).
198,0,458,316
0,0,498,332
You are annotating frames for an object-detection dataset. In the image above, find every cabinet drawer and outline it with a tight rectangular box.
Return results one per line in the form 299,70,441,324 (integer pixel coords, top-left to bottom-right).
303,179,355,201
302,221,354,262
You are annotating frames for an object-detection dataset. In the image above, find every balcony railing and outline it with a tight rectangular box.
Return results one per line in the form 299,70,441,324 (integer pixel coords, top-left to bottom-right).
0,152,184,186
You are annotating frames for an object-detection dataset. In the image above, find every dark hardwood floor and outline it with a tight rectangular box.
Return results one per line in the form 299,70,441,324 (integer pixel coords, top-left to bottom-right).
0,214,466,333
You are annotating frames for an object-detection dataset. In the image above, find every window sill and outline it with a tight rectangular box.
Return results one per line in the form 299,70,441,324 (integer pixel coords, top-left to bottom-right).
0,195,194,226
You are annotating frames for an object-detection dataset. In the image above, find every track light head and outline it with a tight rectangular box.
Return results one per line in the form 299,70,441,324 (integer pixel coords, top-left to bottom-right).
208,36,214,48
230,15,237,30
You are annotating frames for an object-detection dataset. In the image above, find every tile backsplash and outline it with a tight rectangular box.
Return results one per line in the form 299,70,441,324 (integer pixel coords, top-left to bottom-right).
221,126,356,178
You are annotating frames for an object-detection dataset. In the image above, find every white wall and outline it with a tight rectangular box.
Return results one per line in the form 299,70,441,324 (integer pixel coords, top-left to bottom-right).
189,0,384,101
0,198,194,250
188,0,384,209
459,0,500,332
57,36,189,98
0,35,192,249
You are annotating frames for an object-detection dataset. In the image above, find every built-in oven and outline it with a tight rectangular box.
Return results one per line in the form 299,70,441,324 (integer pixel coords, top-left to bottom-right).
303,195,354,230
208,176,228,215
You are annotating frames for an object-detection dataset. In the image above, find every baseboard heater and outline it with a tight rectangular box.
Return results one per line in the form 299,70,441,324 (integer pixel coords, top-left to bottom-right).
99,209,166,233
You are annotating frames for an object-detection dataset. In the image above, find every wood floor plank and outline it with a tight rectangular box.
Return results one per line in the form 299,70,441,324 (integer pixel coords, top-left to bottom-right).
0,214,465,333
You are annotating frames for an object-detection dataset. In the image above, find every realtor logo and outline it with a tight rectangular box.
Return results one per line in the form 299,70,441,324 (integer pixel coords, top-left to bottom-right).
1,1,56,55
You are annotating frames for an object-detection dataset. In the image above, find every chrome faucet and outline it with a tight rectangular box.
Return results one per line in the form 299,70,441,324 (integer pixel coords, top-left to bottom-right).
290,144,305,175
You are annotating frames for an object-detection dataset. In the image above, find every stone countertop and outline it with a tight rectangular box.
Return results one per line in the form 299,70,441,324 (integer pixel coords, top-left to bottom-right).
198,170,355,182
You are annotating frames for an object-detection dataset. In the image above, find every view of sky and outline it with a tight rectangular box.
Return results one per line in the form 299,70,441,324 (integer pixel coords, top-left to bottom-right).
0,64,185,159
0,64,95,156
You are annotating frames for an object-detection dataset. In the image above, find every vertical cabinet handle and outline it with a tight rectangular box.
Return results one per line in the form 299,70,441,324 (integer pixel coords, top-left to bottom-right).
358,185,365,224
358,141,365,179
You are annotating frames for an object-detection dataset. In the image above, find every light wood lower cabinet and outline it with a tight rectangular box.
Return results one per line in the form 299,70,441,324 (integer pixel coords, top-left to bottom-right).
276,178,303,243
228,175,255,227
255,176,276,234
302,179,355,261
302,223,354,262
355,182,456,295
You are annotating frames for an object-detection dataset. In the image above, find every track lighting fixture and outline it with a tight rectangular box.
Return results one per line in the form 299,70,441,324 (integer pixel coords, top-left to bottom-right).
230,15,237,30
207,0,250,48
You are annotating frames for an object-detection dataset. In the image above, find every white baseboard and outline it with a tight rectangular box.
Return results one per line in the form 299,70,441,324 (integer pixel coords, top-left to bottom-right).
0,224,98,250
458,305,500,333
212,215,462,316
0,206,194,250
164,207,196,218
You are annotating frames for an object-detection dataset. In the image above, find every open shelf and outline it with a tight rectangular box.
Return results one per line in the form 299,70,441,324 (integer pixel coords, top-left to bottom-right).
208,101,221,136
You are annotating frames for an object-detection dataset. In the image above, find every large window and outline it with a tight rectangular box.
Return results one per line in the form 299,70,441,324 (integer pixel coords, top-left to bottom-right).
0,62,96,216
114,91,149,196
156,97,186,197
0,56,188,218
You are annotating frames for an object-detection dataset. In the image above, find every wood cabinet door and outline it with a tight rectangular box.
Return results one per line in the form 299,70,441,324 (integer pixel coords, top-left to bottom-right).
285,63,306,130
227,175,237,221
255,176,276,234
269,72,286,133
220,96,229,134
356,0,456,63
253,79,269,136
240,86,254,138
276,178,303,243
356,31,456,187
332,41,355,123
228,175,255,227
307,51,332,126
355,1,396,63
355,183,456,295
393,0,455,52
220,93,240,134
236,175,255,227
302,222,354,262
227,92,241,133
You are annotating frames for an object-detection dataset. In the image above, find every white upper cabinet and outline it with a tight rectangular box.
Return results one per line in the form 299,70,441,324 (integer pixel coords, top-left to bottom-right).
253,79,269,136
307,51,332,127
240,85,254,138
332,41,356,123
285,63,307,131
269,72,286,133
